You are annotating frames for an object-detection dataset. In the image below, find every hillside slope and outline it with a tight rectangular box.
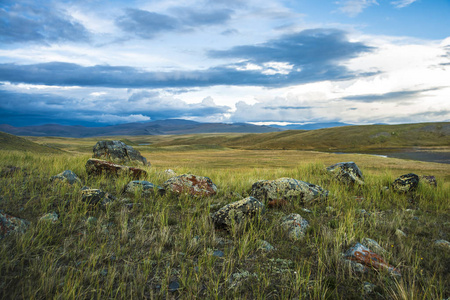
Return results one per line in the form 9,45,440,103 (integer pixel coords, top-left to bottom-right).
0,131,61,153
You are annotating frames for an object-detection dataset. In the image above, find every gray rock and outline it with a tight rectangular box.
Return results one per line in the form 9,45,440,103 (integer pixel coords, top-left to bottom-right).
81,187,115,206
212,250,224,257
0,211,29,239
163,174,217,197
392,173,419,193
363,282,376,294
395,229,407,238
39,212,59,223
257,240,275,252
421,175,437,187
168,280,180,292
250,177,328,204
361,238,387,255
124,180,165,196
50,170,82,185
326,162,365,185
211,197,265,228
280,213,309,240
164,169,176,176
93,140,150,166
435,240,450,250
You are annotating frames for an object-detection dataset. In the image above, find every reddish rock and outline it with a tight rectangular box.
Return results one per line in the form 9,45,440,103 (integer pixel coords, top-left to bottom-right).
163,174,217,197
0,211,29,239
85,158,147,179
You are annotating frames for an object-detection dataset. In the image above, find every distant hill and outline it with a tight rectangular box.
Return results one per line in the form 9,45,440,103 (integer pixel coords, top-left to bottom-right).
270,122,351,130
0,119,281,137
0,131,61,153
151,122,450,153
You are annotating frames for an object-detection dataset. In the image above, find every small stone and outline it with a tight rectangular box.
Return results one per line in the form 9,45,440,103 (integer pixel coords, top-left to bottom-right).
86,217,98,226
392,173,419,193
420,175,437,187
258,240,275,252
100,269,108,276
168,280,180,292
39,212,58,223
395,229,407,237
363,282,376,294
164,169,176,176
302,208,312,213
212,250,224,257
50,170,82,185
0,211,29,239
326,162,365,185
80,187,115,206
280,213,309,240
434,240,450,250
124,180,165,196
361,238,387,255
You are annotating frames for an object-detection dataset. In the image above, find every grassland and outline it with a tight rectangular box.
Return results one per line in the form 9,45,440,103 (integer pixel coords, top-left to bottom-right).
0,132,449,299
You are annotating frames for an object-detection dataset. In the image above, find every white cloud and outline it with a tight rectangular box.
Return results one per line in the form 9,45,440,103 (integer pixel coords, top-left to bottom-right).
391,0,418,8
337,0,378,17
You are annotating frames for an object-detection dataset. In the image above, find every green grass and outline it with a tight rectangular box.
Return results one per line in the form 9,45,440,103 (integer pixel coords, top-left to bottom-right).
0,138,449,299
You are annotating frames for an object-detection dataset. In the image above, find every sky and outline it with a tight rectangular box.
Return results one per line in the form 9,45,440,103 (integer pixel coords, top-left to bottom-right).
0,0,449,127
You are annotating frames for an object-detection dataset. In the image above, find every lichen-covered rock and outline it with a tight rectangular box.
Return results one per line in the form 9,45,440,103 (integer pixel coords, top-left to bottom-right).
343,243,400,277
85,158,147,179
257,240,275,252
326,162,365,185
392,173,419,193
93,140,150,166
163,174,217,197
421,175,437,187
280,213,309,240
250,178,328,204
39,212,59,223
434,239,450,250
50,170,82,185
124,180,165,196
0,211,29,239
81,187,115,206
211,197,265,228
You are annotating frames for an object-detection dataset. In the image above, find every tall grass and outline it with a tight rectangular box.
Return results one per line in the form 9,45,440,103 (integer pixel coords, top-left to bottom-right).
0,149,449,299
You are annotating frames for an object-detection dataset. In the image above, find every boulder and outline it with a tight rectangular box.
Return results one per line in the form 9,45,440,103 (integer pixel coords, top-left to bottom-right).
392,173,419,193
50,170,82,185
343,243,400,277
39,212,59,223
93,140,150,166
0,211,29,239
211,197,265,228
85,158,147,179
421,175,437,187
280,213,309,240
163,174,217,197
81,188,115,206
326,162,364,185
250,178,328,204
124,180,165,196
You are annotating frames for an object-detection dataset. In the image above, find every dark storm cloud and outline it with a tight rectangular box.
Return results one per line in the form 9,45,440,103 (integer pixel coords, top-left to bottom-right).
342,88,442,103
115,9,180,39
208,28,373,67
0,0,89,44
0,89,230,126
115,7,233,39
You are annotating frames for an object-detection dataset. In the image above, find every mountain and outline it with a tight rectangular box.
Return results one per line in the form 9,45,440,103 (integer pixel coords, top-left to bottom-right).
270,122,351,130
0,119,281,137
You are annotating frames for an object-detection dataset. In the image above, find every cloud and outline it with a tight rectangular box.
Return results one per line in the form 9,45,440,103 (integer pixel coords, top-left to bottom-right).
171,7,233,26
0,0,90,44
115,9,179,39
0,29,373,88
391,0,418,8
0,88,230,126
336,0,378,17
342,88,442,103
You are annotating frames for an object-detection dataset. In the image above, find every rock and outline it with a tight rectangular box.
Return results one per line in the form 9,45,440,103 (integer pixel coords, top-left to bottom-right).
363,282,376,295
395,229,407,238
93,140,150,166
421,175,437,187
257,240,275,252
250,178,328,204
280,213,309,240
211,197,265,228
361,238,387,255
0,211,29,239
168,280,180,292
343,243,400,277
124,180,165,196
81,188,115,206
392,173,419,193
164,169,176,176
39,212,59,223
86,216,98,226
50,170,82,185
85,158,147,179
163,174,217,197
434,240,450,250
0,165,21,177
326,162,365,185
212,250,224,257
